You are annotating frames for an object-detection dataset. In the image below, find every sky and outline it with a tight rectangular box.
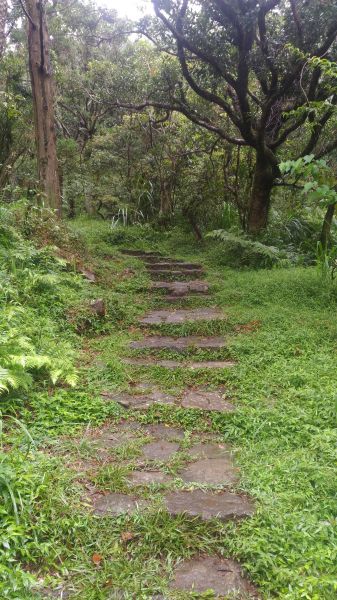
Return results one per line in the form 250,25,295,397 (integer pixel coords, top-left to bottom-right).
99,0,153,19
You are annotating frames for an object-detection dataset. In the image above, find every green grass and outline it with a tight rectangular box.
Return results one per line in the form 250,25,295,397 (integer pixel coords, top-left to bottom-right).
1,217,337,599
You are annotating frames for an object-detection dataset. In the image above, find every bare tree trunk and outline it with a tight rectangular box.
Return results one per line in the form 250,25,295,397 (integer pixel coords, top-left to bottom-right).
0,0,7,59
24,0,61,216
247,154,276,234
320,203,336,249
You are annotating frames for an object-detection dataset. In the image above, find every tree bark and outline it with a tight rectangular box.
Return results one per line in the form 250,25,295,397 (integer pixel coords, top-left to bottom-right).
25,0,61,216
247,154,276,234
0,0,7,59
320,202,336,249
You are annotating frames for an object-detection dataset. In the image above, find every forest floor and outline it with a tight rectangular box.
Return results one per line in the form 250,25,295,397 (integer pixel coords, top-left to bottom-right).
3,219,337,600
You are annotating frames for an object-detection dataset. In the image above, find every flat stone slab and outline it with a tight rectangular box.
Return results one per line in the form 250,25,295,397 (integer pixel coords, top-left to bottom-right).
125,358,235,369
128,471,172,485
141,440,180,461
113,390,175,409
93,493,148,516
164,489,253,521
189,442,231,459
179,457,239,486
170,555,258,598
152,281,209,295
142,423,185,440
130,336,226,352
139,308,226,325
88,430,137,449
149,269,204,280
147,262,203,271
120,250,162,257
181,389,235,412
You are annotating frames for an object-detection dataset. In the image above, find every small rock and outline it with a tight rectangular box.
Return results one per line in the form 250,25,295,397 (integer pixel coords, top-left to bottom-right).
80,269,96,282
128,471,172,485
164,489,254,521
90,298,106,317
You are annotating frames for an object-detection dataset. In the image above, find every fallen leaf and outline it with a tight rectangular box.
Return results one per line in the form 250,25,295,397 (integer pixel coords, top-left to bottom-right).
92,553,103,565
121,531,134,543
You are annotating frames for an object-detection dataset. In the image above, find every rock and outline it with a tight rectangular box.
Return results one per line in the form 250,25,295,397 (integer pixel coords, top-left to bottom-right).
89,298,106,317
189,442,232,459
179,457,239,486
128,471,172,485
80,269,96,282
170,555,258,598
164,489,254,521
92,492,148,516
141,440,180,462
149,269,204,280
129,336,226,352
147,262,203,271
181,389,235,412
139,308,226,325
113,390,176,409
125,358,235,369
120,249,162,257
142,424,184,440
151,281,209,296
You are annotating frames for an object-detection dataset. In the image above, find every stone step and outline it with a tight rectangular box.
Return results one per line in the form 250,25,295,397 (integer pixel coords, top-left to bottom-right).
120,249,162,257
139,307,225,325
125,358,235,369
129,335,226,352
151,281,210,296
149,269,204,280
143,256,184,263
164,489,254,521
108,386,235,412
170,556,258,598
147,262,203,271
92,492,148,516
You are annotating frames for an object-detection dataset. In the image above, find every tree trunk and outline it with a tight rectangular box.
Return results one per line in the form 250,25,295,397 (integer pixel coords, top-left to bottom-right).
320,202,336,249
0,0,7,59
25,0,61,216
247,154,275,234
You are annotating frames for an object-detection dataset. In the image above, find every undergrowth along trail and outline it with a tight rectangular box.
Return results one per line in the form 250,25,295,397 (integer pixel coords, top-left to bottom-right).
1,218,336,599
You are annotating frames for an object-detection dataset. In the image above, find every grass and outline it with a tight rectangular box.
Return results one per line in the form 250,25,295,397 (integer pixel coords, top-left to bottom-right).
1,217,337,599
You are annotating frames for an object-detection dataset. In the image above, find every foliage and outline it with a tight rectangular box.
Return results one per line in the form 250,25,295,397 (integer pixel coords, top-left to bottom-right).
207,230,282,269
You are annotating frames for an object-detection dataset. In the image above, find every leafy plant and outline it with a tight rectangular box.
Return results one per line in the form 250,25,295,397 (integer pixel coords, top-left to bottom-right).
207,230,281,268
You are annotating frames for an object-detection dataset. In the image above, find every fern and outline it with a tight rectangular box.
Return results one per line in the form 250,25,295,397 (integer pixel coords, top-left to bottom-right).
207,230,281,268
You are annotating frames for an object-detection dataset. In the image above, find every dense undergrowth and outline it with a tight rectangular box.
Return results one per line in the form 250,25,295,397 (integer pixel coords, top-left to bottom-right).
1,215,337,599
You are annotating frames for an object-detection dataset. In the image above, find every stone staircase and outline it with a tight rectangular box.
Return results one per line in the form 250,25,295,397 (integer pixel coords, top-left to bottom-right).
91,250,258,598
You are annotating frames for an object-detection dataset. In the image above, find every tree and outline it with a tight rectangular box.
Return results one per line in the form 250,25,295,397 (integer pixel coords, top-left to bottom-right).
143,0,337,233
23,0,61,215
0,0,7,59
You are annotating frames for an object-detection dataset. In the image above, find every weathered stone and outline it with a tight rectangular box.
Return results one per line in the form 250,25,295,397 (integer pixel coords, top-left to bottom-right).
179,457,239,486
128,470,172,485
130,336,226,352
120,249,162,257
170,556,258,598
125,358,235,369
142,423,184,440
113,390,176,409
89,298,106,317
164,489,253,521
189,442,231,459
151,281,209,295
149,269,204,280
181,389,235,412
147,262,203,271
139,308,226,325
141,440,180,461
93,492,148,515
80,269,96,282
89,430,137,450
